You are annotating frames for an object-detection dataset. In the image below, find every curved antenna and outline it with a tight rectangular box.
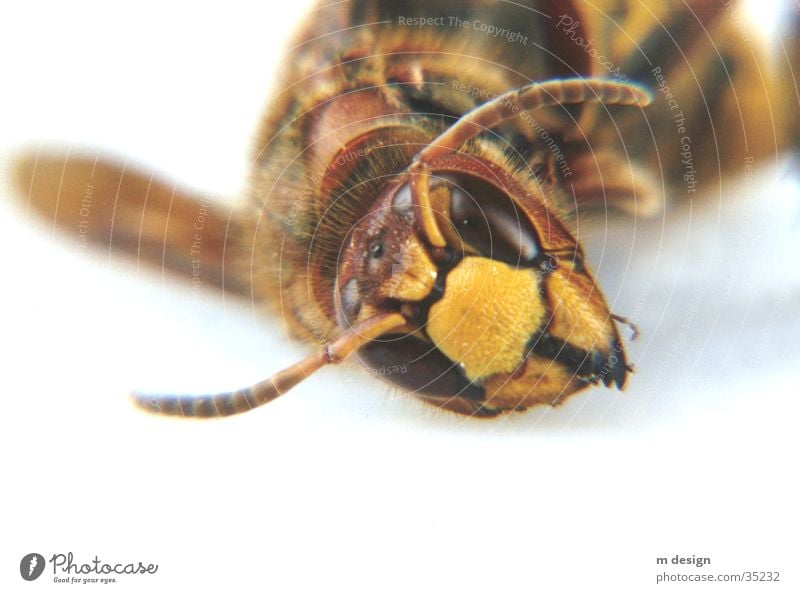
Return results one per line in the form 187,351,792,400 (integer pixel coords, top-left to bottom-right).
410,78,653,247
131,312,406,418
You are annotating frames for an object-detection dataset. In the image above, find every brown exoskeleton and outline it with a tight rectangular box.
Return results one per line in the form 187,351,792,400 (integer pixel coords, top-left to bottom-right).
14,0,793,418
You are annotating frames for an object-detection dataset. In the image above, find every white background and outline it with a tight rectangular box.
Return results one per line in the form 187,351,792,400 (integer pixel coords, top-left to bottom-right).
1,1,798,591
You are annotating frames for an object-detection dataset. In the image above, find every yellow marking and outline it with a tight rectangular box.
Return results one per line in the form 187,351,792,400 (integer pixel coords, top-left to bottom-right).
381,237,438,301
544,264,613,353
482,358,583,409
427,257,544,381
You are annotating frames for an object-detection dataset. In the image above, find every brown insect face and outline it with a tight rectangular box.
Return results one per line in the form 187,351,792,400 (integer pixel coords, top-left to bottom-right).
335,161,629,416
336,181,439,326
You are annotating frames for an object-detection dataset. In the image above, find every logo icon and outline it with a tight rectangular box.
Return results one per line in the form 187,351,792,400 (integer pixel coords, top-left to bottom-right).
20,553,46,581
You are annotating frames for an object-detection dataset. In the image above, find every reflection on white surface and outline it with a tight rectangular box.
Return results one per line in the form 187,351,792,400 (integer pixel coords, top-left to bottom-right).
1,1,798,592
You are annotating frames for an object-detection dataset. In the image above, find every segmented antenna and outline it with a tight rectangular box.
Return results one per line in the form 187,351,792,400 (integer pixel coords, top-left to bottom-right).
410,78,653,246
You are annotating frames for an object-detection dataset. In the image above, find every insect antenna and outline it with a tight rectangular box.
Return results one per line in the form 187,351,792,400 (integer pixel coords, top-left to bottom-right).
131,312,406,418
409,78,653,246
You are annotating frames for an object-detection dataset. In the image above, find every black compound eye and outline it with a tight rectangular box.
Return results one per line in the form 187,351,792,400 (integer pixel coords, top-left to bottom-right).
447,176,541,267
458,212,482,228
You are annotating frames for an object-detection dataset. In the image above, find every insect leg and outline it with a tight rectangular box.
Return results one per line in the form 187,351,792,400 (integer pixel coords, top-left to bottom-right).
130,312,406,418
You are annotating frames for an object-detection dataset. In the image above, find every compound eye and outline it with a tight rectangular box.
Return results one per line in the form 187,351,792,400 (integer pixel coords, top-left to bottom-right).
448,177,541,266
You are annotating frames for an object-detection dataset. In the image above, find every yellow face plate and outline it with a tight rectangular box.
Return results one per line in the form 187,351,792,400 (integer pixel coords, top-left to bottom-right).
427,257,545,382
